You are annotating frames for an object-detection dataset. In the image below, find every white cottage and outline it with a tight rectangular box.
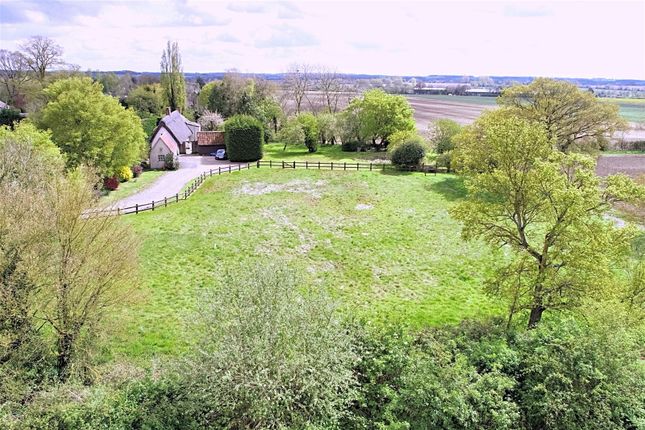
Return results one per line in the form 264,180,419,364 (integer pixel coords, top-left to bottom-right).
149,110,201,169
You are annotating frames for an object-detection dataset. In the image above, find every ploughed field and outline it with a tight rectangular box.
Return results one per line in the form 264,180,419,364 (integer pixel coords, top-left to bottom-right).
110,169,503,358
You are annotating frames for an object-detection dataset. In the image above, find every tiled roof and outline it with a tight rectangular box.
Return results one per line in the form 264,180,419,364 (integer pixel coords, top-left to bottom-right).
196,131,225,146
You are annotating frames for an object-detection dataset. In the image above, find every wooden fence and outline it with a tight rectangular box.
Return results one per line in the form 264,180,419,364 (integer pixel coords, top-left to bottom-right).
92,160,441,216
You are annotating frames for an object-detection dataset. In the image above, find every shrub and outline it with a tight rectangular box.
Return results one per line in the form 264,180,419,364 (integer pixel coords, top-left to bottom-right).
163,153,178,170
341,140,360,152
390,141,426,167
131,164,143,178
183,262,357,429
103,176,119,191
277,118,305,148
224,114,264,162
0,108,22,128
387,130,425,153
296,112,320,153
116,166,133,182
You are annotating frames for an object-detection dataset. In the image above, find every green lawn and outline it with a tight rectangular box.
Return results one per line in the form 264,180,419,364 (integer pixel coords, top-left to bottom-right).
111,168,503,359
101,170,165,204
263,142,391,162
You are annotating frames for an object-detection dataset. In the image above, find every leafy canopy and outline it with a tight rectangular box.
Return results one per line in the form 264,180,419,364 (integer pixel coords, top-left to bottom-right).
39,77,146,176
498,78,626,152
451,110,641,328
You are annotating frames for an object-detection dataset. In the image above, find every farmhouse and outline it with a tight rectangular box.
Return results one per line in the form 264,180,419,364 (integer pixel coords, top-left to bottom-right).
149,109,201,169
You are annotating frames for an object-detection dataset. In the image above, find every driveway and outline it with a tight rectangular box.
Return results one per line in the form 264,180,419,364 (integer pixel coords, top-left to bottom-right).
113,155,243,209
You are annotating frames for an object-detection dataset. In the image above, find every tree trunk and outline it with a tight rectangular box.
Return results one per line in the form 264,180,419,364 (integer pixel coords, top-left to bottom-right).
527,305,545,329
57,332,74,382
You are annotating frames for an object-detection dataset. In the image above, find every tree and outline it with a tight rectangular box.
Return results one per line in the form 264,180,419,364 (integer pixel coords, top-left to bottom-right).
0,50,31,107
20,36,64,82
498,78,626,152
160,41,186,112
95,72,120,96
430,119,462,171
296,112,319,152
451,111,642,328
197,109,223,131
184,263,357,428
277,117,305,150
197,81,217,111
283,63,311,114
40,77,146,176
126,83,164,115
316,112,338,145
318,66,343,113
344,89,415,149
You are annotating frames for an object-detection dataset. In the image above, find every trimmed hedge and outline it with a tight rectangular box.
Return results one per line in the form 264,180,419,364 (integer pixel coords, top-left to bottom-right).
224,115,264,162
390,141,426,167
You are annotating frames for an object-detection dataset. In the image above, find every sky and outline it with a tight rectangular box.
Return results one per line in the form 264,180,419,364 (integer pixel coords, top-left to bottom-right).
1,0,644,79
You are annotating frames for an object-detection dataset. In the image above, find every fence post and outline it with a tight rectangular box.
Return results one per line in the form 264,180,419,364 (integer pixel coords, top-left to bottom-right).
293,161,296,169
356,162,359,171
344,162,346,171
257,160,260,168
184,190,187,199
229,165,232,173
331,162,334,170
306,161,308,169
175,193,179,203
209,169,212,176
435,161,438,176
270,160,273,168
135,203,138,214
318,161,320,169
370,163,372,171
152,200,155,211
117,207,120,216
382,164,385,172
164,197,167,207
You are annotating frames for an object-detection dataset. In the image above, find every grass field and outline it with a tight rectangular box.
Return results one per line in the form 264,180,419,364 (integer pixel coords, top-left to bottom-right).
110,169,503,359
100,170,165,204
263,142,390,162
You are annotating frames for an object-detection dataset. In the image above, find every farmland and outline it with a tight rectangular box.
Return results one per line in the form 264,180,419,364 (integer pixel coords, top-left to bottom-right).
111,169,503,358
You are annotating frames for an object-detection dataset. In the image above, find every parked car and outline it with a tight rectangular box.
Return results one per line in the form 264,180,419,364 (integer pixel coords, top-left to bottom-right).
214,148,227,160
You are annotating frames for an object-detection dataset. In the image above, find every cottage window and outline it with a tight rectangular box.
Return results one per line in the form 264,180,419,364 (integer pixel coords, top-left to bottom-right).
158,154,165,161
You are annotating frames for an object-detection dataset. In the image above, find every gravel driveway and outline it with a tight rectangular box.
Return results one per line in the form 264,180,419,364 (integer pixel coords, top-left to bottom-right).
113,155,243,209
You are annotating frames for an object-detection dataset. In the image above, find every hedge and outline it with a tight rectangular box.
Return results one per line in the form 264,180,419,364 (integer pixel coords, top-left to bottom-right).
224,115,264,162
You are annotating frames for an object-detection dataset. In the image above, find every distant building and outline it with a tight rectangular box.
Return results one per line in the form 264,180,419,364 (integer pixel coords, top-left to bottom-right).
413,87,447,95
196,131,225,155
464,88,501,97
149,109,200,169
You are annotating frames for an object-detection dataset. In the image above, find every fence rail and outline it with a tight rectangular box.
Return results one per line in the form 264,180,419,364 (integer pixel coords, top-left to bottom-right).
92,159,442,217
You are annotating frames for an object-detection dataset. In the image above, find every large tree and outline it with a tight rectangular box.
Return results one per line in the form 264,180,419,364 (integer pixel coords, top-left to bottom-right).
0,50,31,107
20,36,64,82
160,41,186,112
498,78,626,152
342,89,415,149
126,83,164,115
39,77,146,176
283,63,311,114
451,110,643,328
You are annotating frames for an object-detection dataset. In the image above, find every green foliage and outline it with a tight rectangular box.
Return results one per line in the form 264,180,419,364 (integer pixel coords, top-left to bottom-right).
116,166,133,182
341,140,360,152
126,84,163,115
390,141,426,167
163,153,178,170
140,116,159,142
387,129,425,153
430,119,462,171
0,121,61,163
452,110,638,328
513,317,645,429
197,81,216,110
160,41,186,113
39,77,146,176
0,108,22,128
316,112,338,144
498,78,626,152
277,117,305,148
183,263,357,429
224,114,264,161
343,89,415,147
296,112,320,152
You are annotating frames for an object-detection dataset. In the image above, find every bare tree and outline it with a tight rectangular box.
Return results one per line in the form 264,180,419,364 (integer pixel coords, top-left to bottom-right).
283,63,312,114
0,50,31,107
20,36,64,82
41,172,138,381
318,66,343,113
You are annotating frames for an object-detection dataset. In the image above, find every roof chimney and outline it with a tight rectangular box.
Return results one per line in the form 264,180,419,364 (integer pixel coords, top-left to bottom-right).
166,107,171,115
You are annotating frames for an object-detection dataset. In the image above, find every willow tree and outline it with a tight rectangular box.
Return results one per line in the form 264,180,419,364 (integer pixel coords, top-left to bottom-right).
498,78,626,152
160,41,186,113
451,110,643,328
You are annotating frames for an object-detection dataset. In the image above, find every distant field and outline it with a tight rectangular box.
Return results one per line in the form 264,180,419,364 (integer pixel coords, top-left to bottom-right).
112,169,502,358
600,98,645,124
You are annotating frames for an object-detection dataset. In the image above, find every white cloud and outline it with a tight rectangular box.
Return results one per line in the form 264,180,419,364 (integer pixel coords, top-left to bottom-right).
0,0,643,78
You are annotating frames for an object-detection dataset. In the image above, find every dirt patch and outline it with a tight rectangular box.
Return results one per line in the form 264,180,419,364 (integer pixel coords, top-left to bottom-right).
596,155,645,177
234,179,327,198
259,207,316,254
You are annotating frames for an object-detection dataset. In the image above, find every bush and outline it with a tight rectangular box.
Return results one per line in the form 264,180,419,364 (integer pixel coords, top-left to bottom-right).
277,118,305,148
387,130,425,153
131,164,143,178
103,176,119,191
183,263,357,429
224,114,264,162
116,166,133,182
390,141,426,167
0,108,22,128
296,112,320,153
341,140,360,152
163,153,178,170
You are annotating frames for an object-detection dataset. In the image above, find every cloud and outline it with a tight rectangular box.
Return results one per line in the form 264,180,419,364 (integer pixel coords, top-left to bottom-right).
216,33,240,43
351,41,381,51
255,25,318,48
504,4,552,18
227,2,269,14
277,2,303,19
